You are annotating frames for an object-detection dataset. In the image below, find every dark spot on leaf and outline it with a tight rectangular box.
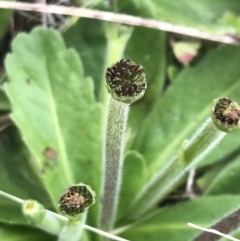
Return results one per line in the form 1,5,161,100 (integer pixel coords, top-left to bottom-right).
0,133,9,149
26,79,30,84
88,160,93,165
44,148,58,160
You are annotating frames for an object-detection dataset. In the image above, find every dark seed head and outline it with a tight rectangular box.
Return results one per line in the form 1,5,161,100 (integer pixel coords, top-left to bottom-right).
106,59,147,104
211,97,240,133
59,183,95,217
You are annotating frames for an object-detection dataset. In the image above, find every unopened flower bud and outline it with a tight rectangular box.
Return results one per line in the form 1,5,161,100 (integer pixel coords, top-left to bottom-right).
211,97,240,133
59,183,95,217
106,59,147,104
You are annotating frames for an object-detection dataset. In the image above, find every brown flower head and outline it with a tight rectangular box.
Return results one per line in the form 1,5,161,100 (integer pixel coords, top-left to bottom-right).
106,59,147,104
211,97,240,133
59,183,95,217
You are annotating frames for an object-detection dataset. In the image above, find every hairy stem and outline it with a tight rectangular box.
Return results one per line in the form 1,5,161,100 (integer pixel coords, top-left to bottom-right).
101,59,146,230
101,96,129,231
121,98,240,222
58,213,87,241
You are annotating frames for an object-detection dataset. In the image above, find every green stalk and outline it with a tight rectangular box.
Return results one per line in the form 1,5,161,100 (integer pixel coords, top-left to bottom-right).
58,213,87,241
58,183,95,240
101,96,129,231
100,59,147,231
23,200,66,235
123,97,240,221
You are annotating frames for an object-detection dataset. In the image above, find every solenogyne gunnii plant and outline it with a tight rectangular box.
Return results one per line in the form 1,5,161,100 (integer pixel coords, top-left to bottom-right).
101,59,147,232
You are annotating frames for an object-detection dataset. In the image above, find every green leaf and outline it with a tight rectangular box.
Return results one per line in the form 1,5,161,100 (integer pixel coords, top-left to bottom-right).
63,19,107,100
0,90,11,111
0,126,53,208
196,147,240,191
133,45,240,175
196,161,227,191
125,27,166,137
118,0,240,34
0,224,55,241
152,0,240,33
119,0,166,104
64,19,134,103
120,196,240,241
124,45,240,221
115,0,167,143
4,27,103,227
117,151,148,222
0,195,27,225
0,143,29,201
117,0,157,18
205,155,240,195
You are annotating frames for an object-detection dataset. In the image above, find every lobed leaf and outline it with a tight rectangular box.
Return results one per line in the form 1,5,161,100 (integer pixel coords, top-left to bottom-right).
5,27,103,228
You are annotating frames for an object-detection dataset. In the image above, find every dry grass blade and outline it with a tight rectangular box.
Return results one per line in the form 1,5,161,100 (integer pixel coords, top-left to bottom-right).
0,1,239,44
